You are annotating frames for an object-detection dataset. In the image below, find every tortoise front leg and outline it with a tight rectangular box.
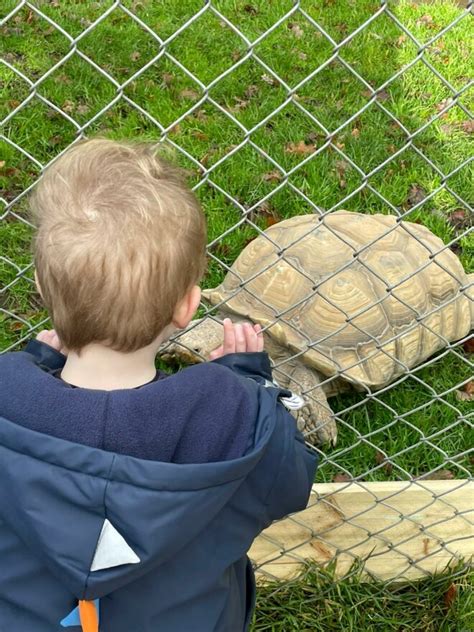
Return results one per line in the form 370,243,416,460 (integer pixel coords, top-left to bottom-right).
267,345,337,446
285,361,337,447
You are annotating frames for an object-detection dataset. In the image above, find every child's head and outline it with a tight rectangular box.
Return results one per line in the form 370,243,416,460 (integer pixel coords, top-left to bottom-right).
31,138,207,353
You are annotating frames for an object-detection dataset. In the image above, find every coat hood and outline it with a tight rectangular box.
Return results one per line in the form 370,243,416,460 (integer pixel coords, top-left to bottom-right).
0,391,275,602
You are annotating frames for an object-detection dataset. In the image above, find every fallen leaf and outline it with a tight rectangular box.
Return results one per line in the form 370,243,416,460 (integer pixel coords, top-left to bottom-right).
261,73,278,87
396,34,407,46
130,51,141,61
333,473,351,483
455,381,474,401
334,140,345,150
288,22,304,38
231,50,241,62
244,84,259,99
192,130,209,141
161,72,174,87
351,127,360,138
448,209,470,229
406,183,426,207
375,450,393,475
362,89,373,99
439,123,454,135
298,51,307,61
10,322,24,332
179,88,200,100
26,9,34,23
49,135,63,146
0,161,5,169
335,160,349,189
243,3,258,15
419,469,454,480
461,120,474,134
285,140,316,155
305,131,320,144
62,100,75,113
375,89,389,102
463,338,474,354
193,110,208,122
8,99,20,108
444,584,457,609
251,202,282,227
169,123,181,135
229,97,249,113
262,170,283,183
435,97,453,116
76,104,90,116
416,14,434,27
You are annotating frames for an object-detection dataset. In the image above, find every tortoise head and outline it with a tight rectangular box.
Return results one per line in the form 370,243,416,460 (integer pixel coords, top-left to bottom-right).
160,317,225,364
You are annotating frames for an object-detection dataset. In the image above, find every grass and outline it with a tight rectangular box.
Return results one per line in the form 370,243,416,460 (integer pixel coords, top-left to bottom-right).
1,0,473,629
252,560,474,631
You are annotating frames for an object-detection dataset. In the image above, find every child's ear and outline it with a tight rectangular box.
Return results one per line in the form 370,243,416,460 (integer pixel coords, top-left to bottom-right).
34,270,43,299
172,285,201,329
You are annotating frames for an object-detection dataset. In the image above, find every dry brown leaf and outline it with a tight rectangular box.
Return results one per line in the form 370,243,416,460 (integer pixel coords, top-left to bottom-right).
130,51,141,61
285,140,316,155
406,183,426,207
376,89,389,102
351,127,360,138
448,209,470,229
231,50,241,62
76,104,90,116
396,34,407,46
375,450,393,475
419,469,454,480
243,3,258,15
332,473,351,483
417,14,434,27
444,583,457,609
335,160,349,189
262,170,283,183
192,130,209,141
179,88,200,100
461,120,474,134
288,22,304,38
456,381,474,401
298,51,307,61
8,100,20,109
435,97,453,116
261,73,278,87
244,84,259,99
161,72,174,87
62,100,75,113
229,97,249,113
0,161,5,170
463,338,474,354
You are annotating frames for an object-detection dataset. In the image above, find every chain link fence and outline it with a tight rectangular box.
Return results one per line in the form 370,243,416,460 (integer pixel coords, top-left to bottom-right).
1,0,473,614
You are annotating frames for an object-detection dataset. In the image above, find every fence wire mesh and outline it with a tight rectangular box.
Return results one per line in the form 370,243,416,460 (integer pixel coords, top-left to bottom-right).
1,0,473,605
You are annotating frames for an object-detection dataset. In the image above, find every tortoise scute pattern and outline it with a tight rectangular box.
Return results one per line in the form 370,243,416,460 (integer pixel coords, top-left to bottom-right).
204,211,472,390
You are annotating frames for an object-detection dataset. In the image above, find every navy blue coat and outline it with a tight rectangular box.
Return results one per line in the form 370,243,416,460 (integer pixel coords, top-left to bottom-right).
0,345,318,631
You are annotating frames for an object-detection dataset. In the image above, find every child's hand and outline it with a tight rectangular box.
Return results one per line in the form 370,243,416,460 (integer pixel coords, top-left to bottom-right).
209,318,264,360
36,329,68,355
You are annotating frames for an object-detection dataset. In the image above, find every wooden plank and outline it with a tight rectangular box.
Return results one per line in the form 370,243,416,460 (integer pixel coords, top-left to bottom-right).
249,480,474,582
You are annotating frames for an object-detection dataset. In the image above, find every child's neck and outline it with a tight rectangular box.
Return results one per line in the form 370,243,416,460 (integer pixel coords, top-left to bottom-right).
60,341,160,391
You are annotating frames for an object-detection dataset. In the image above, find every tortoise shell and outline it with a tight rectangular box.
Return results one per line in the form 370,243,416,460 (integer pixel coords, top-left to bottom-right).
203,211,472,388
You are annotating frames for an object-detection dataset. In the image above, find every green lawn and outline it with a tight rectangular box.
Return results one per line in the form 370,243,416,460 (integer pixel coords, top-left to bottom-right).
1,0,473,629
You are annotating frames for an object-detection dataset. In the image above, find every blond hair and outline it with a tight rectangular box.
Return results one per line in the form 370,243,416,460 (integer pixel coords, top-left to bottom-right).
31,138,206,353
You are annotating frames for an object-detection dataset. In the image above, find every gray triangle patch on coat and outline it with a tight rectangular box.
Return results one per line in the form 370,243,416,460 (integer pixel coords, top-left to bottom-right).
90,519,141,572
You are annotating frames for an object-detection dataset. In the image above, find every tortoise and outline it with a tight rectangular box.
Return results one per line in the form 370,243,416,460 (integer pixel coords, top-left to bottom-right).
164,211,473,446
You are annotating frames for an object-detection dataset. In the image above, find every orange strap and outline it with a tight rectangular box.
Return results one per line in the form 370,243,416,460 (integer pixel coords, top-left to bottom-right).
79,600,99,632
